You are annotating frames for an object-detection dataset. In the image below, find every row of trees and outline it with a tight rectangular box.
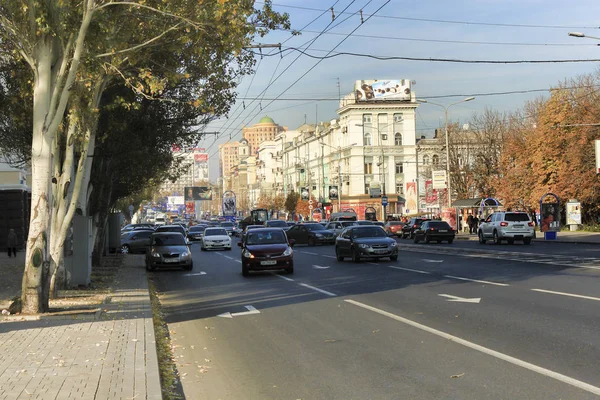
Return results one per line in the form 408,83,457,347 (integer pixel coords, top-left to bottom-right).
447,70,600,223
0,1,290,313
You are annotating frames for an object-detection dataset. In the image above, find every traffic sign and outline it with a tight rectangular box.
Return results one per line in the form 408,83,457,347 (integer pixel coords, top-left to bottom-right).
381,196,388,206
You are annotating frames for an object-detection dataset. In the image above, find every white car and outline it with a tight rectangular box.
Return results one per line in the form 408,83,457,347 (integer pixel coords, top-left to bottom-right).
201,227,232,251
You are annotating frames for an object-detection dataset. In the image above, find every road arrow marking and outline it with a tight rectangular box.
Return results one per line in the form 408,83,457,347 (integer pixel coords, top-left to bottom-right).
313,265,330,269
218,305,261,318
438,294,481,303
423,259,444,263
182,272,207,276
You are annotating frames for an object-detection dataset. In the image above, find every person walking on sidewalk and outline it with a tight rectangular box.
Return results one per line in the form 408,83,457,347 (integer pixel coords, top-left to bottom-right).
7,228,18,257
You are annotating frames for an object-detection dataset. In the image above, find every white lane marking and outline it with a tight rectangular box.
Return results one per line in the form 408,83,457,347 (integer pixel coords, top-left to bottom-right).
323,255,337,259
182,272,207,276
389,266,431,275
531,288,600,302
423,259,444,263
345,299,600,396
299,283,337,297
313,265,330,269
368,262,379,265
444,275,509,287
438,294,481,303
218,305,261,318
275,274,294,281
234,260,242,264
224,255,234,260
303,251,319,255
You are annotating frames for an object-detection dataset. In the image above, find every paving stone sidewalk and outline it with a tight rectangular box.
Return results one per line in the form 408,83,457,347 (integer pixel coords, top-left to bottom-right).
0,254,162,400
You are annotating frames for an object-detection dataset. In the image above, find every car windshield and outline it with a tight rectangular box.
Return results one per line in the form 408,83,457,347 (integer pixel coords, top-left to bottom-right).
305,224,325,231
205,229,227,236
220,222,234,227
156,226,183,233
388,221,403,226
246,231,287,245
505,213,530,222
152,234,185,246
351,227,387,238
266,220,288,227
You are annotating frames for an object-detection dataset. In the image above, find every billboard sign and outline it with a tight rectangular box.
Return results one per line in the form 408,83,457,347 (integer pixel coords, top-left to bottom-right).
540,202,560,232
432,170,447,190
168,196,185,205
328,185,339,200
595,140,600,174
185,201,195,214
222,191,236,216
566,201,581,225
193,151,209,182
184,186,212,201
300,187,309,200
354,79,411,102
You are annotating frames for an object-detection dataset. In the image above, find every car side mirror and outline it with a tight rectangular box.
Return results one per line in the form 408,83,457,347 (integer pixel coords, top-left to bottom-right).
237,242,242,247
289,239,296,247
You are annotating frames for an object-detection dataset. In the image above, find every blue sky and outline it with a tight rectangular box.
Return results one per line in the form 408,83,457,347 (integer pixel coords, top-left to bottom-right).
200,0,600,180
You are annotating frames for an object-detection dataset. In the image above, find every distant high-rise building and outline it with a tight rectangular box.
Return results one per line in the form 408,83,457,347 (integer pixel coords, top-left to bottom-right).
219,141,241,178
242,116,287,155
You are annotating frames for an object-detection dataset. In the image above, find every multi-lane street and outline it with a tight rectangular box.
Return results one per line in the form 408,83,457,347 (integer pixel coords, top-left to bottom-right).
153,236,600,399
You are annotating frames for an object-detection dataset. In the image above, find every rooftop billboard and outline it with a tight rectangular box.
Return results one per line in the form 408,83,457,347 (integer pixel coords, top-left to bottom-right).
354,79,411,102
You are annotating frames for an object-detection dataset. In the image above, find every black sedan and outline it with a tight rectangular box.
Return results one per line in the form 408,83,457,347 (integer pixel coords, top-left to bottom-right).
238,228,295,276
413,221,455,244
335,226,398,262
286,223,336,245
187,225,207,241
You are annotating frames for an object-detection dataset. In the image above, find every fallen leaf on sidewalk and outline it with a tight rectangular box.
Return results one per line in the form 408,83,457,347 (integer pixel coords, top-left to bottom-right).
451,373,465,378
324,339,337,343
372,329,380,333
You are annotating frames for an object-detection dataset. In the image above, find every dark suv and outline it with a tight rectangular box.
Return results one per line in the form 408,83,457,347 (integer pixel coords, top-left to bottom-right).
400,218,431,239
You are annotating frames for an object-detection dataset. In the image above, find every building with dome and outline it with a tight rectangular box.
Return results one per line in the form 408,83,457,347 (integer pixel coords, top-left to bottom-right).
242,116,287,155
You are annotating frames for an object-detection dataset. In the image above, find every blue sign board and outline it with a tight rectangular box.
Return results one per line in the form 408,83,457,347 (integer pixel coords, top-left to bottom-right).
381,196,388,206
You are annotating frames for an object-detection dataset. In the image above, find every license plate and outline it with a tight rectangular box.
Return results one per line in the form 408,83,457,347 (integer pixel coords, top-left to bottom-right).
439,230,447,232
261,260,277,265
513,225,523,228
374,250,388,254
163,258,179,263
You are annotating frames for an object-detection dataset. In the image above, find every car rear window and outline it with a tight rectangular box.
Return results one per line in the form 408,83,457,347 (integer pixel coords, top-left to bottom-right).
428,221,451,229
266,220,288,227
504,213,530,222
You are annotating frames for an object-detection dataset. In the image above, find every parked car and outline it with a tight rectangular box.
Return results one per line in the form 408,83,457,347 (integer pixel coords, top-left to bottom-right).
264,219,291,231
478,211,535,245
400,218,431,239
201,227,232,251
187,225,207,241
238,228,295,276
324,221,357,236
120,229,155,254
145,232,193,271
155,224,188,239
384,221,405,237
413,221,455,244
286,221,296,227
121,223,154,233
286,223,336,245
335,225,399,262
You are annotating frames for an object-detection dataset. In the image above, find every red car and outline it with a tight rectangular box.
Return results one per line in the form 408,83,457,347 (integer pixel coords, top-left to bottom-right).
238,228,295,276
384,221,404,237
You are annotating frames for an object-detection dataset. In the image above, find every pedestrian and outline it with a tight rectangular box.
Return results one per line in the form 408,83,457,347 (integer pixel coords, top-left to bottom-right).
472,215,479,234
7,228,18,257
467,213,474,234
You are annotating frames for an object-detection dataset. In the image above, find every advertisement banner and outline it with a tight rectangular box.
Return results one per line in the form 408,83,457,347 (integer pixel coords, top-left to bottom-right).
441,207,457,231
405,182,418,213
328,185,339,200
300,187,309,200
222,191,236,216
193,151,209,182
185,201,195,214
432,170,447,190
185,186,212,201
540,203,560,232
354,79,411,102
425,180,439,207
566,202,581,225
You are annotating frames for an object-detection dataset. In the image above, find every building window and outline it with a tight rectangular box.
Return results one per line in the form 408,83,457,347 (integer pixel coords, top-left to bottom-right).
432,155,439,165
395,132,402,146
363,114,372,124
457,154,464,167
364,183,370,195
422,155,430,165
364,162,373,174
395,162,403,174
396,184,404,194
364,132,371,146
393,114,403,123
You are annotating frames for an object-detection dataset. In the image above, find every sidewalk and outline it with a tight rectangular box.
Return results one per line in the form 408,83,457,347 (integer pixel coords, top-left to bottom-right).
0,254,162,400
455,229,600,244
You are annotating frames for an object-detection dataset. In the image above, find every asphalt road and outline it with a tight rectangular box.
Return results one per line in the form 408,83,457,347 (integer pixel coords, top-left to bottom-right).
152,236,600,400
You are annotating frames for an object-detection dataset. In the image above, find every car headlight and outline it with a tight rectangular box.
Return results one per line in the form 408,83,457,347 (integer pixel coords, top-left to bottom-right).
181,251,189,257
283,247,293,256
152,251,160,258
358,244,370,249
314,233,324,237
243,250,255,258
389,242,398,247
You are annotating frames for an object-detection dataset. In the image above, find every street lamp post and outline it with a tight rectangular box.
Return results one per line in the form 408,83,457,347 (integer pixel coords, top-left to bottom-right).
416,97,475,209
320,141,357,212
568,32,600,41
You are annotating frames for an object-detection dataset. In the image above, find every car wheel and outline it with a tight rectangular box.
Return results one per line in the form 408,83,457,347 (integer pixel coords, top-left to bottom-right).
448,239,454,244
286,265,294,274
352,248,361,263
493,230,501,245
201,246,206,251
336,247,344,261
424,235,430,244
308,237,316,246
390,255,398,261
120,244,130,254
226,247,232,251
183,262,193,271
478,231,486,244
507,239,515,245
523,238,532,245
413,235,419,244
242,264,249,276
